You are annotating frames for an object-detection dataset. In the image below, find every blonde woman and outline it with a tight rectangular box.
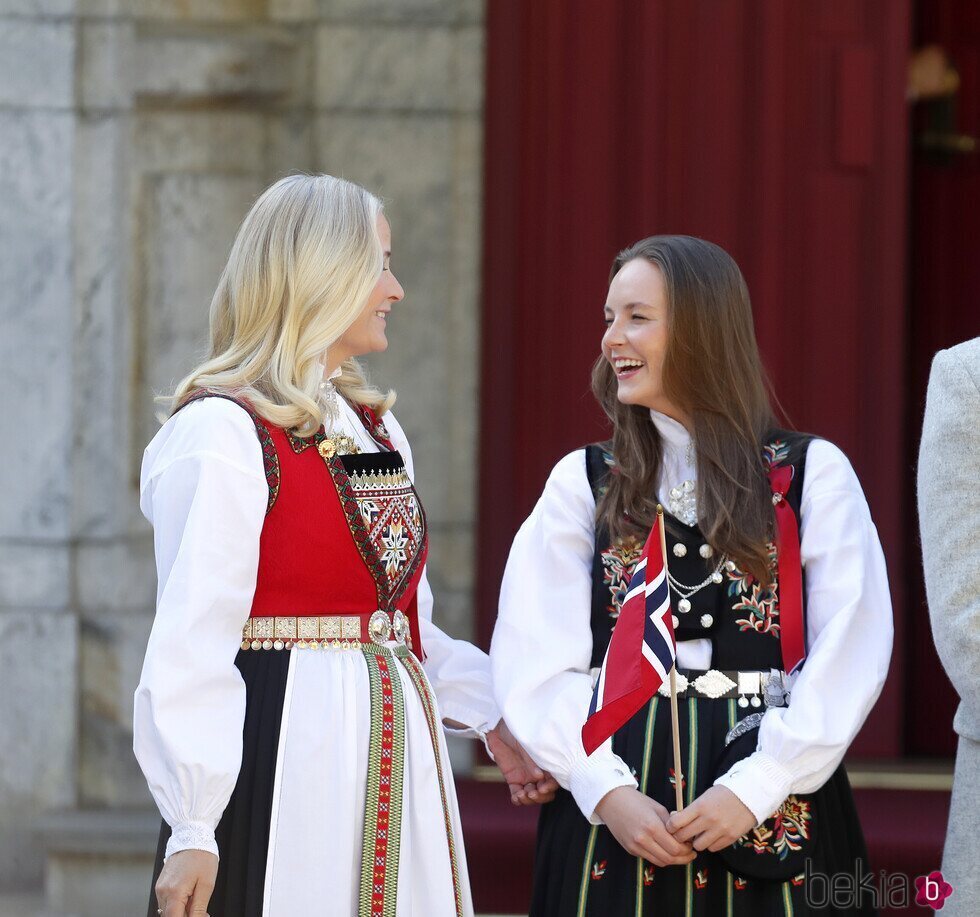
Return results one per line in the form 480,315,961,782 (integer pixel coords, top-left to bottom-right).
134,174,555,917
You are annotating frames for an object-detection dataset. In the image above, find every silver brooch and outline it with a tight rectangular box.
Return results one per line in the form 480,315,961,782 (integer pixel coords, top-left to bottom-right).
691,669,737,699
725,712,764,746
368,609,391,643
668,479,698,526
658,672,690,697
763,672,789,708
391,609,409,645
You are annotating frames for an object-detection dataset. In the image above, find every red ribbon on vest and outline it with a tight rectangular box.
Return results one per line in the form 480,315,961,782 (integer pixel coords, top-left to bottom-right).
407,591,425,662
768,464,805,675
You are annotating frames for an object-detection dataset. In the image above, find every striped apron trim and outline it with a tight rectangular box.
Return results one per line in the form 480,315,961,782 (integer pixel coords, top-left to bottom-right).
398,649,465,917
360,646,406,917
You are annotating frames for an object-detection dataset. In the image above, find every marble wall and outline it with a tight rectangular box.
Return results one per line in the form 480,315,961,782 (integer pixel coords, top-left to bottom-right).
0,0,485,895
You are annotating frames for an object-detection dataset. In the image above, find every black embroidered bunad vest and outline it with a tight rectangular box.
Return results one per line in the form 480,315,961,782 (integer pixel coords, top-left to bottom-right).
529,432,874,917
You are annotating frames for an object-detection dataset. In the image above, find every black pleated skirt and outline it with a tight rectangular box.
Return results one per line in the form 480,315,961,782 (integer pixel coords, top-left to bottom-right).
530,694,875,917
147,649,290,917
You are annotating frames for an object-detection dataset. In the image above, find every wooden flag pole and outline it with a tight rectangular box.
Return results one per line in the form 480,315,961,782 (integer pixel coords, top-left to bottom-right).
657,505,684,812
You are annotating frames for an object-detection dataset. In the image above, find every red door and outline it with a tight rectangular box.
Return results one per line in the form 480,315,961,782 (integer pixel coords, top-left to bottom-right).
906,0,980,757
479,0,911,757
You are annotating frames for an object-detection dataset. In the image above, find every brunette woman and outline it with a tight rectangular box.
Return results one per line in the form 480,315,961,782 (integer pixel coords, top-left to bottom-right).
491,235,892,915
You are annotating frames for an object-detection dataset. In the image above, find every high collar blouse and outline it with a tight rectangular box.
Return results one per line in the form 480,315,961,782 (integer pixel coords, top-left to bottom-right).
133,394,500,867
490,421,893,827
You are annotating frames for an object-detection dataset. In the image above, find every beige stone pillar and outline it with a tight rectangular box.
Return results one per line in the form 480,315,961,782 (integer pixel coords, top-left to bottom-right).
0,1,485,911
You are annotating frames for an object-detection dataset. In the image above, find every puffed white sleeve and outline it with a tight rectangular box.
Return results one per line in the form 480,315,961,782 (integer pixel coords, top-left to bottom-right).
714,439,893,823
490,450,637,824
133,399,268,860
383,412,501,740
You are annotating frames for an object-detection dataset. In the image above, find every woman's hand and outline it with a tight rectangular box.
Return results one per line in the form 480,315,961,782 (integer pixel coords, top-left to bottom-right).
486,720,560,805
666,785,758,852
155,848,218,916
595,786,697,867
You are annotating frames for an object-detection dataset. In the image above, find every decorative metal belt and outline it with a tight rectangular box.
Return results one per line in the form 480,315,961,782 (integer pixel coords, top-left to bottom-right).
241,609,412,651
655,668,789,708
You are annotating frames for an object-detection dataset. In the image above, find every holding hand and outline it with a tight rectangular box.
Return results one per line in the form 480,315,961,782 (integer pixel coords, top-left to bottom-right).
486,720,560,805
666,785,757,852
595,786,697,867
155,848,218,916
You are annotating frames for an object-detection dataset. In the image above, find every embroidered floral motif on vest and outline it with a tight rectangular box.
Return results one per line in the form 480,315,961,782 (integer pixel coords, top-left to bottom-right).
600,537,643,620
735,795,812,860
724,440,791,640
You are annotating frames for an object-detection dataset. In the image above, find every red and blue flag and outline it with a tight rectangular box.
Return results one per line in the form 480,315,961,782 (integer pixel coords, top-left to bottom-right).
582,515,676,755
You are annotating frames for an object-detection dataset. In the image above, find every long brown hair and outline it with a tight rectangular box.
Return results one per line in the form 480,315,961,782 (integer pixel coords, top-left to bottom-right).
593,235,778,583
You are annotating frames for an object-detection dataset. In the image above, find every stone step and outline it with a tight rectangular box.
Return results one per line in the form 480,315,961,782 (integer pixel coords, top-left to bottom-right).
0,891,49,917
35,809,159,917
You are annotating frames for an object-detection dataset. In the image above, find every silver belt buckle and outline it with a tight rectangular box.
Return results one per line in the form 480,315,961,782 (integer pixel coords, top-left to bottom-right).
392,609,409,645
368,609,392,643
762,669,789,708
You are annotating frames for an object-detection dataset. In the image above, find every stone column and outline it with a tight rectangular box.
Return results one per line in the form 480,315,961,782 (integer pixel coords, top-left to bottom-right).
0,0,80,893
0,1,486,911
310,0,486,646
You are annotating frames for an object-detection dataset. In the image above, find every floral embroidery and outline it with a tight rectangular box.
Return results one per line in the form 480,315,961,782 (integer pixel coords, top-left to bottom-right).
643,865,656,886
728,538,780,639
734,877,747,890
764,439,790,469
591,860,607,880
736,795,812,860
792,873,805,887
695,869,708,889
726,542,777,596
600,537,643,619
733,581,780,637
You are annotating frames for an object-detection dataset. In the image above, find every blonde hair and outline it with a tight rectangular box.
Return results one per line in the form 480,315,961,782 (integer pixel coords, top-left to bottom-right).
167,173,395,435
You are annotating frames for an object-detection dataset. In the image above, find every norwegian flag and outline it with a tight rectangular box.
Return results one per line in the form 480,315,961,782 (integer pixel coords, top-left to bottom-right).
582,514,676,755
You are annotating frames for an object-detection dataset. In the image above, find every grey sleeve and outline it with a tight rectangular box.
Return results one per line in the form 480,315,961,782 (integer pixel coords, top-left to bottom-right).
917,346,980,740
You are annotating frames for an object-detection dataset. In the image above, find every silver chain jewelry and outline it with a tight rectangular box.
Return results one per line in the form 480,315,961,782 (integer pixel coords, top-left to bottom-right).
667,557,727,599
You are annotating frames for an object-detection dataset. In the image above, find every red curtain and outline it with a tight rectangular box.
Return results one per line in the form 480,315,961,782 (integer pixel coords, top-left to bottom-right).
478,0,913,757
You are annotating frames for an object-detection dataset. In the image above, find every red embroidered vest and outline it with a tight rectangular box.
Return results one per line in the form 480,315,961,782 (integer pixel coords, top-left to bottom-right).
182,392,429,653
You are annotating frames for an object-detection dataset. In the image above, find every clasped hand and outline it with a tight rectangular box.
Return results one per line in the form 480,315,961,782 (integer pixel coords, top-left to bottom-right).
486,720,560,806
595,784,757,867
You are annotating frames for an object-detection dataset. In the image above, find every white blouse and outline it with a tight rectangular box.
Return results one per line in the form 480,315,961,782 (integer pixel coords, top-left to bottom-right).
133,396,501,859
490,411,893,826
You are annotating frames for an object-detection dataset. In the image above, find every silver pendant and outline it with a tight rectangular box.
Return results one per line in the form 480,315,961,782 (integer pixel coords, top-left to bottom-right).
318,378,341,426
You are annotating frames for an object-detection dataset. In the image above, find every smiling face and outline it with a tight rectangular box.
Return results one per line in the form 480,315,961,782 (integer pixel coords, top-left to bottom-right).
602,257,687,424
326,213,404,369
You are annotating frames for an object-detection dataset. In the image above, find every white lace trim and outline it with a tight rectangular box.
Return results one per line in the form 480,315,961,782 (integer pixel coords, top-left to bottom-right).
165,820,219,861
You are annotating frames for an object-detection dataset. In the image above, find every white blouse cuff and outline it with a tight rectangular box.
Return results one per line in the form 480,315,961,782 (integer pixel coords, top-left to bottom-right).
569,753,638,825
165,821,220,861
439,701,500,740
713,749,794,825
